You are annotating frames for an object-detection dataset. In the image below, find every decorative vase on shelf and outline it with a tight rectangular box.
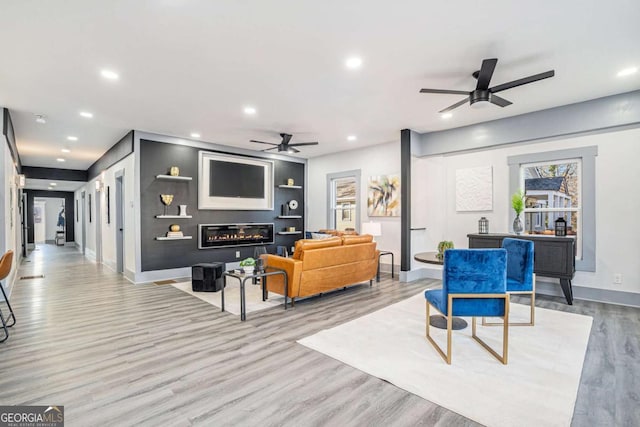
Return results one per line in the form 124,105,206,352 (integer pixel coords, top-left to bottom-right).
179,205,188,216
513,215,524,235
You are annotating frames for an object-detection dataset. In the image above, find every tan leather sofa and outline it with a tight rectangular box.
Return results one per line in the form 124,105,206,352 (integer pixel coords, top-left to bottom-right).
261,234,379,302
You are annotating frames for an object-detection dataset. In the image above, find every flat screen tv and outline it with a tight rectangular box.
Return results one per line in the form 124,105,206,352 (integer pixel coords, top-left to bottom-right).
198,151,274,210
209,160,265,199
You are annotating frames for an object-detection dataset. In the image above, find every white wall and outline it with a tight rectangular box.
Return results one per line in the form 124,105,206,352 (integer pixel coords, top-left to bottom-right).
412,127,640,295
75,153,136,275
307,141,401,261
1,140,22,294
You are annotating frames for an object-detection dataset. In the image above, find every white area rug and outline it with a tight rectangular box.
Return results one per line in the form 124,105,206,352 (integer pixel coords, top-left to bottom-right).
298,292,593,427
172,280,284,315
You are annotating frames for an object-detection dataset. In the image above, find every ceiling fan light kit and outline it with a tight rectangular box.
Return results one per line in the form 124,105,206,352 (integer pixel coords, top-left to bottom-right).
420,58,555,113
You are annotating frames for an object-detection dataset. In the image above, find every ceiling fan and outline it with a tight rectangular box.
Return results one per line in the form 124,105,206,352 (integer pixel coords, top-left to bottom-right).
420,58,555,113
250,133,319,153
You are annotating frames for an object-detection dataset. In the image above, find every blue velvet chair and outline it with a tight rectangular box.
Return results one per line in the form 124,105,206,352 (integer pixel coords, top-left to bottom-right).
484,238,535,326
425,249,509,364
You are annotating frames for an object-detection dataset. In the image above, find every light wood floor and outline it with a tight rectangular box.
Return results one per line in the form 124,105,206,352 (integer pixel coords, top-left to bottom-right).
0,245,638,426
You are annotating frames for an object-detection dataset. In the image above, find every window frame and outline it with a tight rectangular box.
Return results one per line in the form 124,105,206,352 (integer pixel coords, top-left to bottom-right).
508,146,597,272
326,170,361,231
520,158,582,258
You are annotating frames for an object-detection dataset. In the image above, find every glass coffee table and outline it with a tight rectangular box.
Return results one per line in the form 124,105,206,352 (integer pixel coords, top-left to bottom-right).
223,268,288,321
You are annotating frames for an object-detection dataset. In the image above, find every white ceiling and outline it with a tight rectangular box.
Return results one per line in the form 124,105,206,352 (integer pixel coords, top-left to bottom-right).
1,0,639,171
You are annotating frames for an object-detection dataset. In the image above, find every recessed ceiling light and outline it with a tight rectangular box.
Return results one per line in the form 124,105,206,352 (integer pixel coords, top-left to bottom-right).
67,136,78,141
190,132,201,138
347,135,357,141
244,106,257,115
61,148,71,153
100,69,119,80
79,111,93,118
35,114,46,124
50,182,57,186
56,158,65,162
47,187,53,190
617,66,638,77
441,112,453,119
346,57,363,69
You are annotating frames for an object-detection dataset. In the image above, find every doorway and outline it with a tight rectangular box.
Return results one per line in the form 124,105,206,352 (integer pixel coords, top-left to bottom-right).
33,200,46,244
115,173,124,274
81,191,86,255
95,189,102,263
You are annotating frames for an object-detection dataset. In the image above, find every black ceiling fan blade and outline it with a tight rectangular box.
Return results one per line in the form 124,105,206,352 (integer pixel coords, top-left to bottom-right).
490,70,555,93
287,142,319,147
489,94,513,107
285,147,300,153
475,58,498,90
250,139,278,146
438,97,470,113
261,146,280,151
420,88,470,95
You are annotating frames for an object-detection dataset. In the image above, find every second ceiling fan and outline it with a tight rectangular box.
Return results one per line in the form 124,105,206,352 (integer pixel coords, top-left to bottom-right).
250,133,318,153
420,58,555,113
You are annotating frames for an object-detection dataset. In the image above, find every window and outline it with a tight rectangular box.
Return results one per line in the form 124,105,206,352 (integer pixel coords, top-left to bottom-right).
326,170,360,231
508,146,597,272
521,159,582,258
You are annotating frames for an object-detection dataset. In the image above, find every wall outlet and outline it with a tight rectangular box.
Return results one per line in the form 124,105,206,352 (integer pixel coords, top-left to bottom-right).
236,251,240,259
614,273,623,284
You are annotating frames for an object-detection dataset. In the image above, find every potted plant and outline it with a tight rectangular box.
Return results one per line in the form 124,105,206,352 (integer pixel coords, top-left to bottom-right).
239,257,256,274
436,240,454,260
511,190,525,235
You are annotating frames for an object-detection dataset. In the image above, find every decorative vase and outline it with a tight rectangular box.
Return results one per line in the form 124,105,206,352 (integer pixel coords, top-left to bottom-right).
179,205,187,216
513,215,524,235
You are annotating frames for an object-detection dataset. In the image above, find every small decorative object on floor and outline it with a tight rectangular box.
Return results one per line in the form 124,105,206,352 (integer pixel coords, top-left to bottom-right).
511,190,525,235
169,166,180,176
436,240,454,260
239,257,256,274
478,217,489,234
555,217,567,236
160,194,174,216
287,178,294,186
179,204,188,216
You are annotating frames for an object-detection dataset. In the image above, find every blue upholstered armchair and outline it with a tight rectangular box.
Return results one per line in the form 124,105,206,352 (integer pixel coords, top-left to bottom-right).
425,249,510,364
484,238,535,326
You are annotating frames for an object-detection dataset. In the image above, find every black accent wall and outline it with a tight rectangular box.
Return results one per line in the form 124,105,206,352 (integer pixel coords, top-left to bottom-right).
25,190,75,243
140,139,305,271
88,131,133,180
23,166,88,182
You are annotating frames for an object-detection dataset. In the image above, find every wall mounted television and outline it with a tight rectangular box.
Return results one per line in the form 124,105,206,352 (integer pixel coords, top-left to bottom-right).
198,151,274,210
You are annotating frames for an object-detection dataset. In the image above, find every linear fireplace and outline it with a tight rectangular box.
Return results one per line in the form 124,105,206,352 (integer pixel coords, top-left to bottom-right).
198,223,274,249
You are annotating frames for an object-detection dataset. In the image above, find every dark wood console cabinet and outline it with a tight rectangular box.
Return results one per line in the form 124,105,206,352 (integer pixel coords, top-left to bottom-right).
467,233,576,305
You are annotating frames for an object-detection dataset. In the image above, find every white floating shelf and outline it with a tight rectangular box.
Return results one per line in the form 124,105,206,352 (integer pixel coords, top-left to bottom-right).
277,215,302,219
156,174,193,181
277,184,302,189
155,236,193,240
155,215,193,218
277,231,302,235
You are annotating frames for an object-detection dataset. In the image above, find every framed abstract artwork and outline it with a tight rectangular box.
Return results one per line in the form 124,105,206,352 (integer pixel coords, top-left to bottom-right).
367,174,400,217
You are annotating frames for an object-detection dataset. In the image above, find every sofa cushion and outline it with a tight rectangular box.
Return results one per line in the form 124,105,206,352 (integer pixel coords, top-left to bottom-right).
300,242,376,270
342,234,373,245
292,236,342,260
